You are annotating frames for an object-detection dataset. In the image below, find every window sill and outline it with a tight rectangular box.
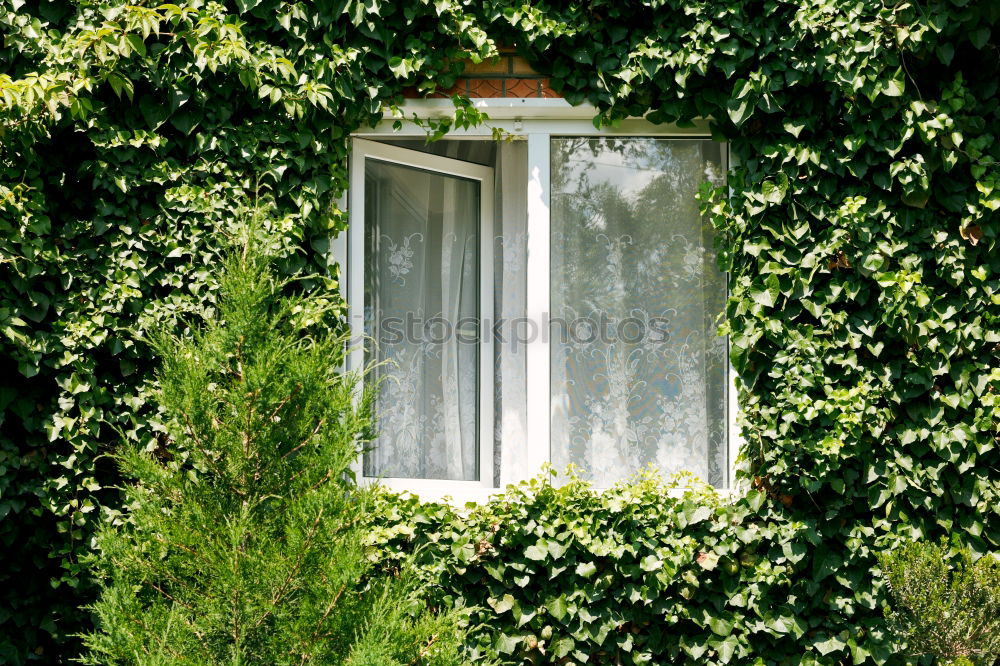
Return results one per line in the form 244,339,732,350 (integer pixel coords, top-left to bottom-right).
366,479,745,507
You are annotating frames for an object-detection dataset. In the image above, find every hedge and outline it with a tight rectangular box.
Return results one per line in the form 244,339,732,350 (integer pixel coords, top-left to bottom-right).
1,0,998,663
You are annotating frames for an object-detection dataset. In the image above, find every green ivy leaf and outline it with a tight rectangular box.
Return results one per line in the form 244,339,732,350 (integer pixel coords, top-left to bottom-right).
489,594,515,613
525,542,548,561
547,595,568,621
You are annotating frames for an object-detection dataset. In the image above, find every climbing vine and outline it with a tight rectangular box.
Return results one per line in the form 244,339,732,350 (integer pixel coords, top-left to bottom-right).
0,0,998,663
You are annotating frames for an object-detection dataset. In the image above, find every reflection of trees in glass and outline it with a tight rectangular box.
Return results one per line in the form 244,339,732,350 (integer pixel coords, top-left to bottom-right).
550,138,728,487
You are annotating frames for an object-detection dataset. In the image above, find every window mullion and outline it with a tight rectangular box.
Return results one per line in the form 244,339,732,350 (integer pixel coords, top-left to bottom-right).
525,132,551,476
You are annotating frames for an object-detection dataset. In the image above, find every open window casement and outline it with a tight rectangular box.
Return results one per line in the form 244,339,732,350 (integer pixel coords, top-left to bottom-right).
348,140,495,498
346,102,739,504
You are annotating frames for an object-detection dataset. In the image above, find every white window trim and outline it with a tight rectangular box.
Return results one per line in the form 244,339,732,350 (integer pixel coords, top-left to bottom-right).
344,99,742,504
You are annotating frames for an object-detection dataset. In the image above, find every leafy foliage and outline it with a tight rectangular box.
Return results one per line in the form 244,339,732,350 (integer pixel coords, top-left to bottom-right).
0,0,998,663
878,540,1000,665
0,0,490,660
369,471,894,665
80,229,473,666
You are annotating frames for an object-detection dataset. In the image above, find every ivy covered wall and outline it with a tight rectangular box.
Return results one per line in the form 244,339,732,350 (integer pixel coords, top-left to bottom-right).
0,0,998,663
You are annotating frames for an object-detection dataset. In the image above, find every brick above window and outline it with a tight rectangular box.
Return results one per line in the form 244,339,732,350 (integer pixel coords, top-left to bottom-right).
404,51,562,99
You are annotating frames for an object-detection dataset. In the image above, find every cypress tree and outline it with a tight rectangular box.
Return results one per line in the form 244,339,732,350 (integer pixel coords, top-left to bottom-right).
80,228,470,666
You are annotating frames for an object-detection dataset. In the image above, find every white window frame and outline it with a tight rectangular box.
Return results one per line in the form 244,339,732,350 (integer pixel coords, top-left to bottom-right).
348,139,495,499
344,99,741,504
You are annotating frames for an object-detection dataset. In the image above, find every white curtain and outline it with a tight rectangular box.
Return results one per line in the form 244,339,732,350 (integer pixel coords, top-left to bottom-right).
494,141,529,487
363,159,479,480
549,138,728,488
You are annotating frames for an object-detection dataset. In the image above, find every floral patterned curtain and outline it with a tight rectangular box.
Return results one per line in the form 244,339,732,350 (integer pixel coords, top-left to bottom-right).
362,159,480,480
550,138,728,488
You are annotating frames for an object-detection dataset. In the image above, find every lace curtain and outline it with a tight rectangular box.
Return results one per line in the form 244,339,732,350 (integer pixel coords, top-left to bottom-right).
550,138,728,488
363,141,528,485
362,159,480,480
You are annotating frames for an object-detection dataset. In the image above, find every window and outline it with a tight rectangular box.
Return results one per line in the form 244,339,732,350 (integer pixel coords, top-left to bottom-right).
346,102,736,502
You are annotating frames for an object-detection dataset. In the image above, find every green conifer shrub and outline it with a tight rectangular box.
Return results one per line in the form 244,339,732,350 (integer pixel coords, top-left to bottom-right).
78,227,471,666
878,540,1000,666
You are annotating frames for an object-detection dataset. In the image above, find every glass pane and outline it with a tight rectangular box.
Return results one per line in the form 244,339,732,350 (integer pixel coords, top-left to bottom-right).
550,138,727,487
378,139,497,166
363,158,480,481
